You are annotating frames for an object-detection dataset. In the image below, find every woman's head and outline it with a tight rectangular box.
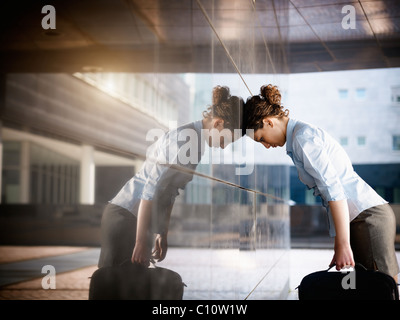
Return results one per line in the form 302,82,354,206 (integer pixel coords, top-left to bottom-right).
243,84,290,149
202,85,244,148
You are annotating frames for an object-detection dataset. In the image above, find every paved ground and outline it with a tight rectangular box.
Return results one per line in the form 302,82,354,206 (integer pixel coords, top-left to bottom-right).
0,246,99,300
0,246,398,300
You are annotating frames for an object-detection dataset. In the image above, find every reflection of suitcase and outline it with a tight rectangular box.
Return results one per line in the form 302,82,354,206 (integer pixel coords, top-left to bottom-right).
89,262,185,300
297,264,399,300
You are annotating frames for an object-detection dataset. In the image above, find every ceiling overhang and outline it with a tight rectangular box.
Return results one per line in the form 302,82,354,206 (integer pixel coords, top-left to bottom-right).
0,0,399,74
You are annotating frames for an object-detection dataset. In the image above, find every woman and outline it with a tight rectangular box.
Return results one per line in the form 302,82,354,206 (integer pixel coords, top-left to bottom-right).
98,86,243,268
243,84,399,282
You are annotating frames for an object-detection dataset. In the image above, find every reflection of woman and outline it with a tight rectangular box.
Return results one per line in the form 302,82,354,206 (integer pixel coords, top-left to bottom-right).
98,86,243,268
243,84,399,282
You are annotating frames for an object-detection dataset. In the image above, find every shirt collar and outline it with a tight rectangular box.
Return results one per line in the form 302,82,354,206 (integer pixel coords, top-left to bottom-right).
286,118,297,154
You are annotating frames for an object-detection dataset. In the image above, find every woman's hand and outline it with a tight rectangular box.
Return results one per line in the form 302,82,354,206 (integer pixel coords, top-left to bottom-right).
152,234,168,262
132,199,153,267
328,200,355,270
131,241,151,267
330,241,355,270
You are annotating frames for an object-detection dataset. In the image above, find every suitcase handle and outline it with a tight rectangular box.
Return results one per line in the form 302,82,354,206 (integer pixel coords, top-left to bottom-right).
328,263,367,272
120,259,157,269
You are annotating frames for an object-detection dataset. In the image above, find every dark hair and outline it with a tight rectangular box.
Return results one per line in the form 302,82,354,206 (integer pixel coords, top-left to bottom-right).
203,86,244,132
243,84,289,133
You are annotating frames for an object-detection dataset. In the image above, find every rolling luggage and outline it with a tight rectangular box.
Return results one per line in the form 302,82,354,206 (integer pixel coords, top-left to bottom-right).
297,263,399,300
89,261,185,300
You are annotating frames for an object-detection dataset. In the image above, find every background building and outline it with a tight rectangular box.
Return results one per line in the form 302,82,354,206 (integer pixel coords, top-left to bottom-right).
287,68,400,205
1,73,190,206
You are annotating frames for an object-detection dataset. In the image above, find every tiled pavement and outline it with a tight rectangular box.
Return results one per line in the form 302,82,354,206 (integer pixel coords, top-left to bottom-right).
0,246,399,300
0,246,99,300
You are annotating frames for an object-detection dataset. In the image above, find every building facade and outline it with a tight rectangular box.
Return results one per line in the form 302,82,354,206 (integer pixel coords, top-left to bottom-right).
286,68,400,205
0,73,190,205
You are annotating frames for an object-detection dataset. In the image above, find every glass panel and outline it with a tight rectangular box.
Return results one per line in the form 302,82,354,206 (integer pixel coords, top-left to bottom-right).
2,142,22,203
339,89,348,99
29,143,79,204
166,176,290,300
393,135,400,151
2,169,20,203
0,0,291,300
3,141,20,167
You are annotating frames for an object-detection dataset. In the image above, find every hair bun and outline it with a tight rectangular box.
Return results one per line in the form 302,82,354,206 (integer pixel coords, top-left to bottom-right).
260,84,281,106
212,85,231,105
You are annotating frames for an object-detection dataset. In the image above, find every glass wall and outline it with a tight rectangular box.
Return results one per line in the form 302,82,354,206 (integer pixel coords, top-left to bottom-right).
150,0,291,299
0,0,291,299
2,141,79,204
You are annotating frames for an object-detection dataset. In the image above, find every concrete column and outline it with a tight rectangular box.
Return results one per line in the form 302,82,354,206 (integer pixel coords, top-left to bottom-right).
0,74,5,204
80,145,95,204
0,121,2,204
20,141,30,204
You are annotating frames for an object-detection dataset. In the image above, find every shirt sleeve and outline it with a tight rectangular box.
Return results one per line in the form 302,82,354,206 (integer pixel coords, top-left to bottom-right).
140,163,170,200
140,147,175,200
293,131,347,203
140,129,185,201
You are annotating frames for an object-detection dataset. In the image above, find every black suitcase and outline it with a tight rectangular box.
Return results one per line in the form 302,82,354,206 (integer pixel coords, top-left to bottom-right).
89,262,185,300
297,263,399,300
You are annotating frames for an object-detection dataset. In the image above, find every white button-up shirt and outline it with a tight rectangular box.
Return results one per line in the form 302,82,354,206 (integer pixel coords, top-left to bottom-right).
110,120,204,233
286,118,387,237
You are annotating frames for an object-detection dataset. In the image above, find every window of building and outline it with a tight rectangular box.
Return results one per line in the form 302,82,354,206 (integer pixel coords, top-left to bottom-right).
2,142,21,203
357,136,366,146
2,141,80,204
340,137,348,146
391,86,400,106
375,187,385,198
393,135,400,151
30,143,80,204
394,188,400,203
305,188,316,205
355,88,366,99
338,89,348,99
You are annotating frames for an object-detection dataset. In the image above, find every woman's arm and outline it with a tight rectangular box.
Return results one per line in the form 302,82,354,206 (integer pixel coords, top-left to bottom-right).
131,199,153,266
132,200,174,265
152,204,174,262
329,199,355,270
293,134,354,269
